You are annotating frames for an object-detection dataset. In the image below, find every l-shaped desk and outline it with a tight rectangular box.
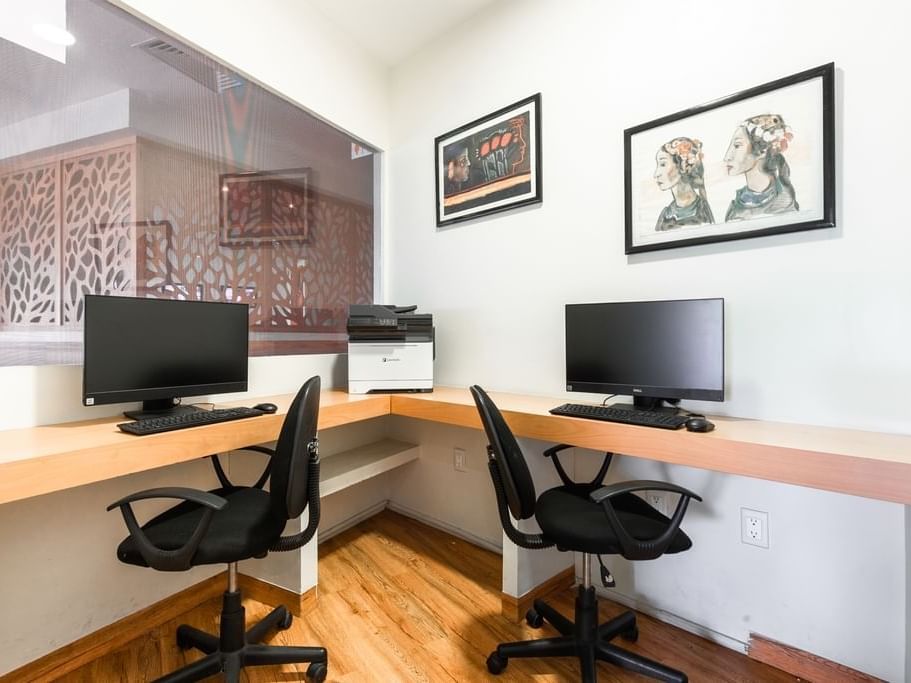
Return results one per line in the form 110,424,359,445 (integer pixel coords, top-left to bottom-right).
3,387,908,681
2,386,910,506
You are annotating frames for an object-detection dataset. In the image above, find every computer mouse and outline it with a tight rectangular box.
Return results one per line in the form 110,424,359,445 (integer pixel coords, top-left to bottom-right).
685,416,715,433
253,402,278,414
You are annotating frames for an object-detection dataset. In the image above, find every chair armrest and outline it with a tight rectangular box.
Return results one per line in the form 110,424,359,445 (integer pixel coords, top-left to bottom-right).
589,480,701,561
590,480,702,505
106,487,227,512
543,444,574,459
543,444,614,489
107,487,228,572
542,444,575,487
211,445,276,490
236,445,277,457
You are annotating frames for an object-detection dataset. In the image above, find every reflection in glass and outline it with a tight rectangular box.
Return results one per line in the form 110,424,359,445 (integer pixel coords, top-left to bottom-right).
0,0,376,365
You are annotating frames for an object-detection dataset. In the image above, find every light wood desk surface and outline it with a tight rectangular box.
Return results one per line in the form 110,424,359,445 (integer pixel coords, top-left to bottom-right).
1,386,910,506
391,388,911,505
0,392,389,506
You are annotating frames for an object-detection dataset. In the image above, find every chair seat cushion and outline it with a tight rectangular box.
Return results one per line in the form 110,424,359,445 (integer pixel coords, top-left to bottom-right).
535,487,692,556
117,487,286,568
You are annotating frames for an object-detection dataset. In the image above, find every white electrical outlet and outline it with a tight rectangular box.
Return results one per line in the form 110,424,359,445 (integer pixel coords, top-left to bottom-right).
741,508,769,548
453,447,467,472
647,491,668,516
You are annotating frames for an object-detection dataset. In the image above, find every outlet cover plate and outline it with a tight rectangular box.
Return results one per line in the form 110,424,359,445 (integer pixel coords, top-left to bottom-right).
453,447,467,472
741,507,769,548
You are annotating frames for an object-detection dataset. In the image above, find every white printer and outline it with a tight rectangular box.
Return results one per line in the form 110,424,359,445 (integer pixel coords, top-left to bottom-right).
347,305,434,394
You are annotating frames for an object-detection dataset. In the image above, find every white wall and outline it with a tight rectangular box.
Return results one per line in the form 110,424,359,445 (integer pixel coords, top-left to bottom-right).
387,0,910,679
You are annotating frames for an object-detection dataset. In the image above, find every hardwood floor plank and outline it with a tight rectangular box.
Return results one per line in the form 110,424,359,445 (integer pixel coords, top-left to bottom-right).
62,510,798,682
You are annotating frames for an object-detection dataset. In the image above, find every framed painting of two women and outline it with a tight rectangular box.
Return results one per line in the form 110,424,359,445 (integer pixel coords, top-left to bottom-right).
624,63,835,254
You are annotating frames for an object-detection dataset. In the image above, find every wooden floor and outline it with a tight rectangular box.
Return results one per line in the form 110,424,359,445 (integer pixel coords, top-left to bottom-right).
65,511,796,682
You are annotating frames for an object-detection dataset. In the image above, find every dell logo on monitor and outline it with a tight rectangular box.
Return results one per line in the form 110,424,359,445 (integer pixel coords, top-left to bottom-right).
633,388,643,393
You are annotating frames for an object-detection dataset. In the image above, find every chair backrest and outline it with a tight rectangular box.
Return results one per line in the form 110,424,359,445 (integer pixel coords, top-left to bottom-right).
270,375,321,520
470,385,536,520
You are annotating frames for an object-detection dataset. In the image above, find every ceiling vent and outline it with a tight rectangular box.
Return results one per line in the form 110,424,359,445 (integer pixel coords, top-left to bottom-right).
133,38,244,93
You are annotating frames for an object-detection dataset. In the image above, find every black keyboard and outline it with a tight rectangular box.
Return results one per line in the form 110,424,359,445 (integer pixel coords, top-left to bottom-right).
549,403,689,430
117,407,263,435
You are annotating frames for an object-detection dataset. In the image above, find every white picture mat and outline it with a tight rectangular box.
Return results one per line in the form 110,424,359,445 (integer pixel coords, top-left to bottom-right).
629,77,825,247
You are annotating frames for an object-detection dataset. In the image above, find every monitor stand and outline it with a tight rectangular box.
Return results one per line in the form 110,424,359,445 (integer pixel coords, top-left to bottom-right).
610,396,681,415
124,399,203,421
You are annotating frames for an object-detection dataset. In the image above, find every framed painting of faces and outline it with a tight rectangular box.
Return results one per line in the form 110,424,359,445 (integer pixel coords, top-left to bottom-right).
624,63,835,254
435,93,542,227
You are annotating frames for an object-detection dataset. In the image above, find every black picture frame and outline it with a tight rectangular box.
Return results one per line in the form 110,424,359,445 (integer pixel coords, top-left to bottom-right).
435,93,542,227
219,168,310,245
624,63,835,254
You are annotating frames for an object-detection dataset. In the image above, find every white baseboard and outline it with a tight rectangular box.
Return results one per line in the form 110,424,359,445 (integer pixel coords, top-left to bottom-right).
317,500,503,556
318,500,388,543
596,585,747,654
387,501,503,555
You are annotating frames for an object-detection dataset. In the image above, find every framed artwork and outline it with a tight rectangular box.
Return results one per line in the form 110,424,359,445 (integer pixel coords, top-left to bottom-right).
624,63,835,254
435,93,542,227
220,168,310,245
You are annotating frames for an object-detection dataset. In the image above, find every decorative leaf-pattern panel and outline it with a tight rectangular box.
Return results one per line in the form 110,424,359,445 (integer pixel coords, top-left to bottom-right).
292,194,374,333
348,204,375,307
0,137,375,361
61,146,135,324
137,141,267,326
135,142,373,343
0,164,58,324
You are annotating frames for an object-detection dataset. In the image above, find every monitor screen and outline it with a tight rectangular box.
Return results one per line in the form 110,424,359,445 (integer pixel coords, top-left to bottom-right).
565,298,724,403
83,295,249,408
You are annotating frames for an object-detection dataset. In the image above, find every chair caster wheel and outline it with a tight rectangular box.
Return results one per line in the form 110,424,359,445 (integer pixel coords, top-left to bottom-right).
306,662,328,682
486,651,508,674
525,608,544,628
621,625,639,643
278,608,293,630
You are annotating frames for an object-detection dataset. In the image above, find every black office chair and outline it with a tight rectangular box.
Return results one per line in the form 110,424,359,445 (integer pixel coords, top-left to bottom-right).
108,376,327,683
470,385,701,683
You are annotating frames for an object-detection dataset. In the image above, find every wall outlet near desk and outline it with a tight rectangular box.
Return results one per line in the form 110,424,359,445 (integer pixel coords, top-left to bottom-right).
741,508,769,548
453,447,467,472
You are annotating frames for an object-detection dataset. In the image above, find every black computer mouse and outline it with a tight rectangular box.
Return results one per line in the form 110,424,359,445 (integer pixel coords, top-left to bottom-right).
253,402,278,414
685,416,715,433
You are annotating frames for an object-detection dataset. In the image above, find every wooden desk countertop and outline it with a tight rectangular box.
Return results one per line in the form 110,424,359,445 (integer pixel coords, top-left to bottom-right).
1,386,910,506
0,391,389,506
391,388,911,505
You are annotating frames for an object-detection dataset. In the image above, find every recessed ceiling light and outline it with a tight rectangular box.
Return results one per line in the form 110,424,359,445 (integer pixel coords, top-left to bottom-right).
32,23,75,47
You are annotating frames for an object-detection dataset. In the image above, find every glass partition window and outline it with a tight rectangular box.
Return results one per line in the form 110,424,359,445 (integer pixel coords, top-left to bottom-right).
0,0,377,365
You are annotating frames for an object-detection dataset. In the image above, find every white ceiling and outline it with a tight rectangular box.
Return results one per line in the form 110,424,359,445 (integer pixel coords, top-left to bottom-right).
308,0,502,67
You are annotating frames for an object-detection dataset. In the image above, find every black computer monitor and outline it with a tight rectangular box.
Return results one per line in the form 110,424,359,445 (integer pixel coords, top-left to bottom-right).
83,295,249,419
565,298,724,410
